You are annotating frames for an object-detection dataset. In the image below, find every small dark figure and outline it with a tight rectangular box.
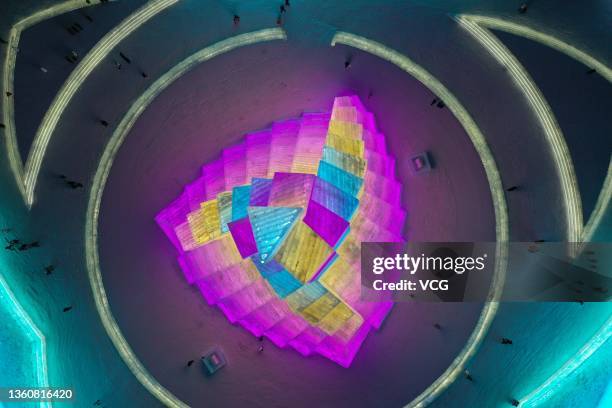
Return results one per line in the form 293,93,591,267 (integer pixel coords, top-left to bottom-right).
63,306,73,313
534,239,546,243
510,398,520,407
233,15,240,25
518,4,528,14
501,337,513,345
0,123,5,129
436,100,445,109
140,71,148,78
576,299,584,305
258,335,264,342
586,68,596,75
257,345,264,353
280,5,286,13
112,59,122,70
6,91,13,97
67,181,84,189
84,14,93,22
5,239,20,251
44,265,55,275
506,186,519,192
276,16,282,26
93,400,102,406
593,286,608,294
285,0,290,5
464,370,474,382
19,241,40,251
186,359,195,367
430,97,438,106
0,38,8,44
68,23,82,35
66,52,78,63
100,120,109,127
58,174,67,180
119,52,131,64
433,323,442,330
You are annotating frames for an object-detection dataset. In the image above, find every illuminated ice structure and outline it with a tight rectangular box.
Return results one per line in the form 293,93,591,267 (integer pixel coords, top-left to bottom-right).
156,96,405,367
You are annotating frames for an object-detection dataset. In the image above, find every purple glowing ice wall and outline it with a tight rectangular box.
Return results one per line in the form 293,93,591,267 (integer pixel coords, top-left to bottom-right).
156,96,405,367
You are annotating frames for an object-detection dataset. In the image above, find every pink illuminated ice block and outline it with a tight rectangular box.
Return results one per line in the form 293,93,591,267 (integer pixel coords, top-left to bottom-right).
155,96,405,367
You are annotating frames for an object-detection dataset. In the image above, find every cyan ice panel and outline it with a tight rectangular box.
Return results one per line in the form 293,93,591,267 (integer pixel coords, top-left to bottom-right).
231,185,252,221
310,177,359,221
318,161,363,197
248,206,301,262
267,270,303,298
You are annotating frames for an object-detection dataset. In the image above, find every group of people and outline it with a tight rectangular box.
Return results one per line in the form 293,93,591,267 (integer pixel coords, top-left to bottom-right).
2,235,73,319
4,238,40,251
55,10,148,77
233,0,291,28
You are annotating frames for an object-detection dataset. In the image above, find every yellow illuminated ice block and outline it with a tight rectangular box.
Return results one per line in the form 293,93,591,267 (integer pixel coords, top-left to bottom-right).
326,132,365,157
318,302,354,334
336,233,361,265
322,147,366,178
328,120,363,140
331,106,364,123
333,312,364,343
319,247,362,304
285,283,326,310
319,257,352,290
300,292,340,324
217,191,233,233
275,222,334,283
188,199,221,244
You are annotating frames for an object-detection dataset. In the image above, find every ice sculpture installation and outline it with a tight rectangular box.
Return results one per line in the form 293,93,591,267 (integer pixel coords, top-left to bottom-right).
156,96,405,367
